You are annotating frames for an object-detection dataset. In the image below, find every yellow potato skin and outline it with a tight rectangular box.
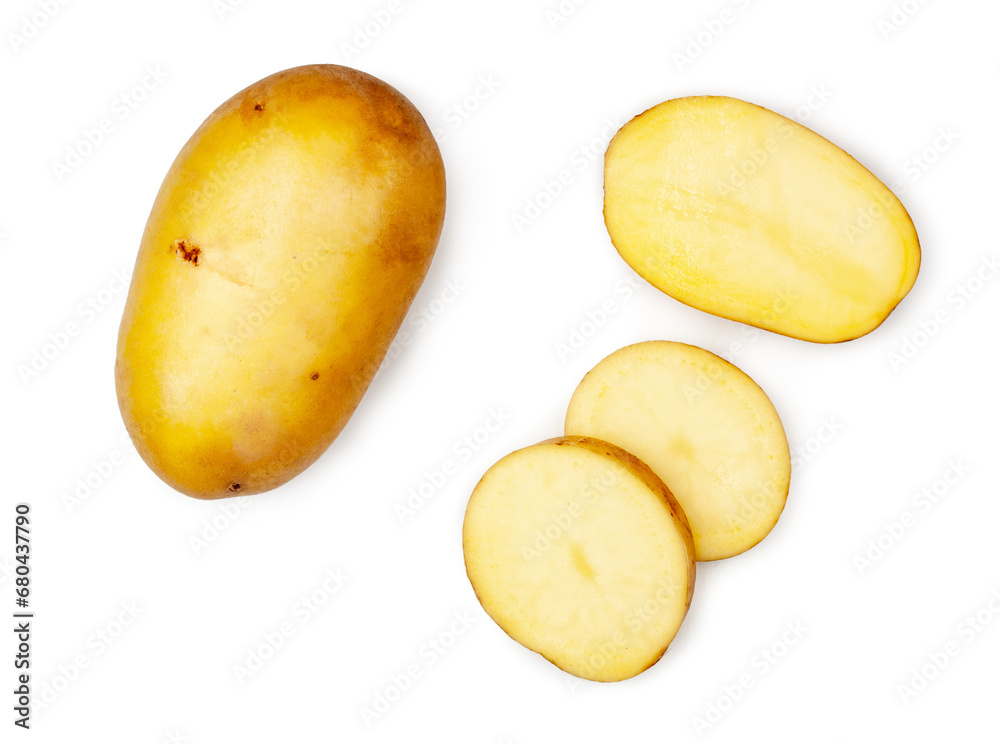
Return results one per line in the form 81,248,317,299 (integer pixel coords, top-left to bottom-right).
115,65,445,499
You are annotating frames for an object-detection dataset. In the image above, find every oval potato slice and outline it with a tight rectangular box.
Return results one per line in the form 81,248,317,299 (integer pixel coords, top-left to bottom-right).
566,341,790,561
604,96,920,343
463,436,695,682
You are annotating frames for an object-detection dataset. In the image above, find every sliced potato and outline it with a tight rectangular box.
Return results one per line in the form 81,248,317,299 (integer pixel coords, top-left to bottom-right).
463,436,695,682
565,341,790,561
604,95,920,343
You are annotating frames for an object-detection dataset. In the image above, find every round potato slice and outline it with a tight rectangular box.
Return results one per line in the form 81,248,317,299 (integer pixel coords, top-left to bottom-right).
604,95,920,343
463,436,695,682
566,341,790,561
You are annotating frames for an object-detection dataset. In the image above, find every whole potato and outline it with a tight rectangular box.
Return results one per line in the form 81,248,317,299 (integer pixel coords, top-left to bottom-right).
115,64,446,499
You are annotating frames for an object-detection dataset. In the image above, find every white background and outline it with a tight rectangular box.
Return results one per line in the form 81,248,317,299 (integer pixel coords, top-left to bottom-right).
3,0,999,740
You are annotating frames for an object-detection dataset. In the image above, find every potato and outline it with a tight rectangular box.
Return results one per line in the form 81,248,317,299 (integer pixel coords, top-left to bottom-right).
463,436,695,682
115,65,446,499
566,341,790,561
604,96,920,343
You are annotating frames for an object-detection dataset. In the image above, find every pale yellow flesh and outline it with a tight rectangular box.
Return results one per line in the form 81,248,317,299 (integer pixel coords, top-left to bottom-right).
566,342,790,561
463,437,695,682
604,96,920,343
115,65,446,499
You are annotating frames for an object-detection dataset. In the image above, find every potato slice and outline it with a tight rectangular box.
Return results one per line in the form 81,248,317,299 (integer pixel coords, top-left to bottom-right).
463,436,695,682
565,341,790,561
604,96,920,343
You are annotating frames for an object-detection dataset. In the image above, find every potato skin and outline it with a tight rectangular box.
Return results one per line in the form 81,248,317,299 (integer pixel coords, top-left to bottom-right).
115,65,445,499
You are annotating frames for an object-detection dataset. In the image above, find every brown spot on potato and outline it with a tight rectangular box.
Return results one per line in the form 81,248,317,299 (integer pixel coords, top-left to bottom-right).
228,483,241,492
238,93,270,121
173,239,201,266
310,372,319,380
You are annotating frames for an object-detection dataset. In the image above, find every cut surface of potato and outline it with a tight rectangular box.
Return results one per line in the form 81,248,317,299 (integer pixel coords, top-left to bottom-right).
566,341,790,561
463,436,695,682
604,95,920,343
